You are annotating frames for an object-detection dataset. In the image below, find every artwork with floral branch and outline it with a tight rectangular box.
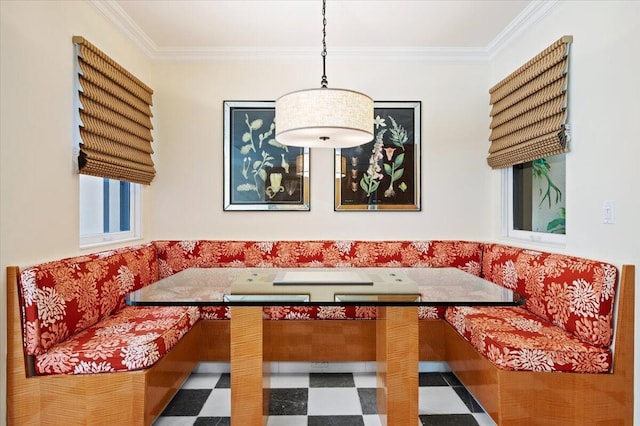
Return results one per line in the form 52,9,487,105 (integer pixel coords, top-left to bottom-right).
335,102,421,211
223,101,310,211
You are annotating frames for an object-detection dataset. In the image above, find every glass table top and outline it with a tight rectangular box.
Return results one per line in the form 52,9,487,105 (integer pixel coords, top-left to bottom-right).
127,267,524,306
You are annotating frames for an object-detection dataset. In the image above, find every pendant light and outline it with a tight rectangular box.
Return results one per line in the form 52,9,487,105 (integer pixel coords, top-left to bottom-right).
275,0,374,148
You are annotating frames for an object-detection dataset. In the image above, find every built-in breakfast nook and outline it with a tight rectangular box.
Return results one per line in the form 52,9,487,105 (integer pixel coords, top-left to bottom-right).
2,1,637,425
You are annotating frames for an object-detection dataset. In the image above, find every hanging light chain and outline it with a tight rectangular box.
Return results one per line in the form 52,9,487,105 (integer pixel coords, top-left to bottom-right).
320,0,328,88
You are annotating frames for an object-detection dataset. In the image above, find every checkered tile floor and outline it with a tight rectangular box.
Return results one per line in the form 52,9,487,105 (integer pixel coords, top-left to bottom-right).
153,371,496,426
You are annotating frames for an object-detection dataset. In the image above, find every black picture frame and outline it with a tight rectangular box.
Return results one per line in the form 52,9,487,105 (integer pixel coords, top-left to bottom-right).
223,101,310,211
335,101,421,211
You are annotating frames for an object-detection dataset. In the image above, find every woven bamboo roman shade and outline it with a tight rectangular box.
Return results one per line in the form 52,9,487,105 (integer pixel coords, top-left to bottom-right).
73,36,155,184
487,36,572,169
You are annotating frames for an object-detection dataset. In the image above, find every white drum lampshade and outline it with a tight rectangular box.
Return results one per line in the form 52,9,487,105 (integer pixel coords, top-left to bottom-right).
275,87,374,148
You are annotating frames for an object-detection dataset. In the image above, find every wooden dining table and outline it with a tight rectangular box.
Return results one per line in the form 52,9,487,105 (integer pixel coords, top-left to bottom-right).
127,267,523,426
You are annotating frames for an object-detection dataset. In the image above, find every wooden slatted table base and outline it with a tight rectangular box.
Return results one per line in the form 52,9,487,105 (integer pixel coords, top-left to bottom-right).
376,306,419,425
230,306,269,426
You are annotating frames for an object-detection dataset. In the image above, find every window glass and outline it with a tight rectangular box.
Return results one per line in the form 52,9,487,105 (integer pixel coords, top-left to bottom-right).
80,174,140,247
505,154,566,244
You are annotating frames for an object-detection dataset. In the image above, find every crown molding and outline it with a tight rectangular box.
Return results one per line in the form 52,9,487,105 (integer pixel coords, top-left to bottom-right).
150,46,492,62
89,0,560,62
487,0,561,59
89,0,158,58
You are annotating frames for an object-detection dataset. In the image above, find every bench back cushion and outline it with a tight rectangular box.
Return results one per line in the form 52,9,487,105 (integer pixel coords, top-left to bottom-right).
19,243,158,356
481,243,618,347
154,240,484,278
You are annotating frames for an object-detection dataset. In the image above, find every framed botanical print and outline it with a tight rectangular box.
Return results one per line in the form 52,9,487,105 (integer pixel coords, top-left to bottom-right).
223,101,310,211
335,101,421,211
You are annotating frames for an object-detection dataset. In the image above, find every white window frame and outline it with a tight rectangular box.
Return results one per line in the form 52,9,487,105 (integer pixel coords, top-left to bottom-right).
79,177,142,249
502,167,566,246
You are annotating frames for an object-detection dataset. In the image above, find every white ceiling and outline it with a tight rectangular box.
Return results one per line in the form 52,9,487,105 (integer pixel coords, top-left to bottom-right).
93,0,558,60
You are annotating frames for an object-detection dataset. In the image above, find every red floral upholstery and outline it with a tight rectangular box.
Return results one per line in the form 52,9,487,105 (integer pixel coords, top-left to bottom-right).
440,244,620,372
18,240,619,377
200,305,443,320
154,240,483,278
18,243,159,356
445,306,612,372
481,244,618,347
159,240,483,321
34,306,199,375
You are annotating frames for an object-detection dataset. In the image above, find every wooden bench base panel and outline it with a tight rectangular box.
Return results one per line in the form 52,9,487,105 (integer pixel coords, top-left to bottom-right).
444,265,634,425
446,323,631,425
8,330,199,426
144,321,202,423
197,319,445,363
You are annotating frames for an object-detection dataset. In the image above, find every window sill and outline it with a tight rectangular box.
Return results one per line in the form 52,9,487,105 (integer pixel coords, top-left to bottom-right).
498,231,566,251
80,235,143,250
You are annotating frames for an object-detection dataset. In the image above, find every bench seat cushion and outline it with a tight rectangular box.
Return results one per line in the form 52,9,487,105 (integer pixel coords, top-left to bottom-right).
481,244,618,348
33,306,199,375
445,306,612,373
19,243,159,356
199,305,444,320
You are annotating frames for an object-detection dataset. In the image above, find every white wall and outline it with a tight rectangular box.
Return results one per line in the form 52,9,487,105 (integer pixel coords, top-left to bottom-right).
150,59,492,240
489,0,640,419
0,1,155,422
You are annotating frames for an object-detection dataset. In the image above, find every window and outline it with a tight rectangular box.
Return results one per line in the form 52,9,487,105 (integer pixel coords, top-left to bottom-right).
73,37,151,248
504,153,566,244
489,37,571,246
80,174,140,247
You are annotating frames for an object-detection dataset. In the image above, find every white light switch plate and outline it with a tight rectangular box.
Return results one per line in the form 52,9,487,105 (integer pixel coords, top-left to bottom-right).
602,201,615,224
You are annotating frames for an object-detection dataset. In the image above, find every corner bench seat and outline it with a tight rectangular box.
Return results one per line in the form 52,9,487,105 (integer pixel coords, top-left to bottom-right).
18,242,199,375
444,243,617,373
481,244,617,348
7,239,633,425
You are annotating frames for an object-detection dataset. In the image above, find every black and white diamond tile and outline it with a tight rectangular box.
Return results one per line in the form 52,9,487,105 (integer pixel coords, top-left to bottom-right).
153,372,496,426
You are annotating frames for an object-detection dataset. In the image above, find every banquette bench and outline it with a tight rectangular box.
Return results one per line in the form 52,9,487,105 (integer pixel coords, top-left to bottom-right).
6,240,634,425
